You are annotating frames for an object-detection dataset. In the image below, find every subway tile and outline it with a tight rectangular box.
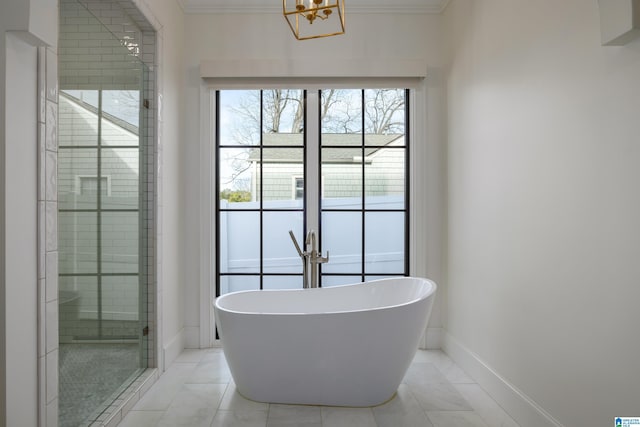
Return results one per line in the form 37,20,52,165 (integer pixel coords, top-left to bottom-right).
45,201,57,252
46,349,59,404
38,47,46,123
38,279,46,357
38,202,46,277
45,149,57,202
38,123,46,201
45,252,58,302
46,48,58,102
45,101,58,151
45,301,59,353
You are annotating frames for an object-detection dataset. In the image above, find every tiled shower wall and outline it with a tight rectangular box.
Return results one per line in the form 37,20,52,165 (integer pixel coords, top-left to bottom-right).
38,45,61,427
57,0,156,364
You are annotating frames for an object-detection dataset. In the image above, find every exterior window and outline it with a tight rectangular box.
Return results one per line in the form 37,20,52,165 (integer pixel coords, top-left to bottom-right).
77,176,110,196
293,177,304,200
216,88,409,295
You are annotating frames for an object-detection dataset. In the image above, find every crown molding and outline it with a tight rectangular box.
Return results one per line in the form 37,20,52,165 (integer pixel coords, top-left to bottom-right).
182,2,448,15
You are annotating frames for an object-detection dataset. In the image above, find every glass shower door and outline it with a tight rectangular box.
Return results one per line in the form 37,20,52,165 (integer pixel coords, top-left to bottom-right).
58,0,150,424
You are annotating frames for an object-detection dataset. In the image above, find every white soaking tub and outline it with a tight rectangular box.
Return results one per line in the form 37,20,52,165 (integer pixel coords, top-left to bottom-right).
213,277,437,407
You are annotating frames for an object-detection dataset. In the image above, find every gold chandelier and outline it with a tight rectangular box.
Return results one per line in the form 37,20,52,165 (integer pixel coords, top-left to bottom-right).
283,0,346,40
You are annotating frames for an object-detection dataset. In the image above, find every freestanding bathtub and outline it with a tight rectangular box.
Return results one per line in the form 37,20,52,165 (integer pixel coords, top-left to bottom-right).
213,277,437,407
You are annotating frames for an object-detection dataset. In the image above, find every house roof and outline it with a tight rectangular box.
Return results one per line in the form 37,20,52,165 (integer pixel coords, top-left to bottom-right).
247,133,404,163
59,91,139,136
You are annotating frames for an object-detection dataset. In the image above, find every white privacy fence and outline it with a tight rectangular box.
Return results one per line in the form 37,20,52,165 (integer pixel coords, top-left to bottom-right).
219,195,406,294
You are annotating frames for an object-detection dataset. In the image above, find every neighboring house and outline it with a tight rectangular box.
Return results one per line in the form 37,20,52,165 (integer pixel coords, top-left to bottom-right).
57,91,141,340
247,133,406,204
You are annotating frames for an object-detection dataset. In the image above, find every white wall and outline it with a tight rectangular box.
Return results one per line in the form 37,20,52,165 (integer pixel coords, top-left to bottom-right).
444,1,640,426
138,0,186,369
181,11,448,347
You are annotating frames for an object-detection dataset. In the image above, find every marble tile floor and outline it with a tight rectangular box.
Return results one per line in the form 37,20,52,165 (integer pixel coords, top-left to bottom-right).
119,348,520,427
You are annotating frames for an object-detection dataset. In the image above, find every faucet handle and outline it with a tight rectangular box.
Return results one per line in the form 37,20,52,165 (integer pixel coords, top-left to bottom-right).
318,251,329,264
288,230,304,258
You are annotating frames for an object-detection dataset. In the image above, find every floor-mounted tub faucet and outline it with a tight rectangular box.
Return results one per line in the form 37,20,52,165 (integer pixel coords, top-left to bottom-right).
305,230,329,289
288,230,329,289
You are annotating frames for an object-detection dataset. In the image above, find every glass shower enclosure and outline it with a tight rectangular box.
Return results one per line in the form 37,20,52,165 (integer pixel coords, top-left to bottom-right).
57,0,151,425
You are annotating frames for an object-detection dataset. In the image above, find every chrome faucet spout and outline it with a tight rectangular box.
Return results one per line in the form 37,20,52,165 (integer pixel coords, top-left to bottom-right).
288,230,330,289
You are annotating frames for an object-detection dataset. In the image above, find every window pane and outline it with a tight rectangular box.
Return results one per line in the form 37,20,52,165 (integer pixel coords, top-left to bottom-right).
219,211,260,273
263,276,302,290
59,276,98,341
262,148,304,208
219,90,260,146
366,275,403,282
102,90,140,128
101,117,139,147
263,212,304,274
219,147,255,209
220,275,259,295
262,89,304,136
102,148,139,210
321,89,362,135
102,276,139,338
365,147,405,209
59,212,98,274
102,212,139,274
59,90,99,147
321,147,362,209
365,212,405,274
321,212,361,274
58,148,98,210
364,89,405,137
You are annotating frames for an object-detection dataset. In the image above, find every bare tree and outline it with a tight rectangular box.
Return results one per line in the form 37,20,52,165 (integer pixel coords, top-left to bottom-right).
320,89,405,134
364,89,405,134
221,88,406,192
231,89,305,135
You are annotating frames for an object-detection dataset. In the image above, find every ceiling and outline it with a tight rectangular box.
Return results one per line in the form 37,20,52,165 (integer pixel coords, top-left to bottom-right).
179,0,449,14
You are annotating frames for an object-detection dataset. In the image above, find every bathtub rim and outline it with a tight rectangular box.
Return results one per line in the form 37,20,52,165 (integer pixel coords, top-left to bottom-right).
213,276,437,316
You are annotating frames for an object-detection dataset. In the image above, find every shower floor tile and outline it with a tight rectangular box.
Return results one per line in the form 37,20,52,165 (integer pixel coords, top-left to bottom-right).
121,348,521,427
59,342,141,427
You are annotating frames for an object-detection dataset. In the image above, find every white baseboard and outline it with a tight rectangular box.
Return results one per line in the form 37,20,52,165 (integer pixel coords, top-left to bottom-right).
163,328,185,370
184,326,200,349
442,332,564,427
